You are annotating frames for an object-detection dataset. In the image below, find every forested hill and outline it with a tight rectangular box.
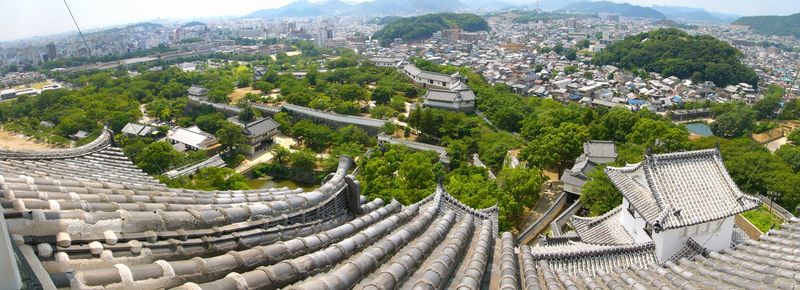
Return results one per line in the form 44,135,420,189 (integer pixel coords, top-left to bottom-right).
733,13,800,38
372,13,489,46
557,1,665,19
593,28,758,87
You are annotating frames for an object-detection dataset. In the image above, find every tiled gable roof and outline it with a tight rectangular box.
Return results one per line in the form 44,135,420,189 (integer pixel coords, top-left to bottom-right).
2,140,799,290
607,149,760,230
0,136,499,289
571,206,635,245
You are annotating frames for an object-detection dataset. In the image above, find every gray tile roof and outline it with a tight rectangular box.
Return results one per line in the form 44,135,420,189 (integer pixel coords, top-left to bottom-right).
570,206,635,245
283,103,386,128
243,117,279,137
0,141,500,289
424,88,476,102
121,123,157,137
584,140,617,159
523,242,658,276
513,216,800,289
187,85,208,96
163,154,227,178
606,149,760,230
2,143,799,290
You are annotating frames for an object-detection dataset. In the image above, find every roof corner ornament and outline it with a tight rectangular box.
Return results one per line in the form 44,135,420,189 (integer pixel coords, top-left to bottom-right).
652,221,663,233
645,146,655,164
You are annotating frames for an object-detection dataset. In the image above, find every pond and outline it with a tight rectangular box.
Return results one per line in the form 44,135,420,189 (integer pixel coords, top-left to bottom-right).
246,175,319,191
685,122,714,137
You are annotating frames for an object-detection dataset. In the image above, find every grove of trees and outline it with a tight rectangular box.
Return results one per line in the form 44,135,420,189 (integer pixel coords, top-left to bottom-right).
593,28,759,87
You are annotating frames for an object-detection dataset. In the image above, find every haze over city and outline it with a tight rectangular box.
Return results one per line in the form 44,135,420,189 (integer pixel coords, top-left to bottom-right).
2,0,799,41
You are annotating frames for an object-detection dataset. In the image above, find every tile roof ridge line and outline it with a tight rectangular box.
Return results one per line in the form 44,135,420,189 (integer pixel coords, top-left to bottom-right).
605,161,643,173
0,128,113,160
529,242,656,260
643,154,673,225
571,205,622,229
650,148,717,161
437,185,499,219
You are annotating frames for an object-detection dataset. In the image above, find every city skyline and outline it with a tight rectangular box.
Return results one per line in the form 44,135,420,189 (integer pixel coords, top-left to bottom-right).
2,0,800,42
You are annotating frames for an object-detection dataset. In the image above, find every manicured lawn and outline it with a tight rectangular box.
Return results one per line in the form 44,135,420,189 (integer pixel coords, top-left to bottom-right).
742,204,783,233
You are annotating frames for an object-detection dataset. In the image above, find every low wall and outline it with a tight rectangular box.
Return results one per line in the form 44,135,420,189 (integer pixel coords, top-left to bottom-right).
516,192,568,245
757,194,796,220
734,214,763,240
550,201,582,236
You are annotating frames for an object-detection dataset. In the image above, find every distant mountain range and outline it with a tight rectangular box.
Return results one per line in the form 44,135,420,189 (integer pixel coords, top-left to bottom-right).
245,0,467,17
245,0,748,26
651,5,739,23
557,1,666,19
733,13,800,38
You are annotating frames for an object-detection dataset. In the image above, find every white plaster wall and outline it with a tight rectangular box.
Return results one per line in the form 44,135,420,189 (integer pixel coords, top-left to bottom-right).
654,227,687,263
653,216,735,263
621,198,653,244
689,216,734,252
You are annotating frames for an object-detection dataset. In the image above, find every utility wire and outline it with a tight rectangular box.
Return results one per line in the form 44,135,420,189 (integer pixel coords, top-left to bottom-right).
63,0,92,58
686,61,800,260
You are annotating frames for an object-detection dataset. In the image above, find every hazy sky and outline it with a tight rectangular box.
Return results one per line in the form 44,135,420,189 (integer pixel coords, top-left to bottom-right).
1,0,799,42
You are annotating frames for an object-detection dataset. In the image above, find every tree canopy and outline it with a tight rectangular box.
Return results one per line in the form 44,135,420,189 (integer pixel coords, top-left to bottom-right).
372,13,489,46
593,28,758,87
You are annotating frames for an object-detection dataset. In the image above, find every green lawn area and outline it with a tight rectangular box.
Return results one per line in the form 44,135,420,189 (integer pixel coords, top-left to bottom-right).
742,204,783,233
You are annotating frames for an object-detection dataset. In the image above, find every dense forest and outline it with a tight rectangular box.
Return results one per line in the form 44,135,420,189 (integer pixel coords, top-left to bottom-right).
593,28,758,87
372,13,489,46
733,13,800,38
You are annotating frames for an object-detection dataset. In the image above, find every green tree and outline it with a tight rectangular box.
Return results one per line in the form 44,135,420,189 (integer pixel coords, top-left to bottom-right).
498,167,546,223
381,122,397,135
565,49,577,61
216,122,248,153
272,145,291,166
237,102,262,123
553,43,564,54
753,90,782,119
157,81,186,99
626,118,688,153
136,141,184,174
290,149,317,171
589,107,639,142
580,169,623,216
252,81,274,93
577,39,591,49
789,130,800,144
372,86,393,105
711,109,755,138
522,123,589,178
273,111,293,133
337,84,368,101
370,105,398,120
563,65,579,75
333,125,372,146
192,167,249,190
397,151,442,201
776,145,800,172
195,112,226,133
292,120,333,151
